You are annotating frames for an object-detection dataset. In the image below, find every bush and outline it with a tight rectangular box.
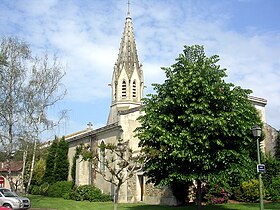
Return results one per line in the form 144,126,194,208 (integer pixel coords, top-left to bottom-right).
30,183,49,196
263,155,280,188
268,175,280,201
234,179,260,202
205,183,229,204
40,182,50,196
69,185,112,202
47,181,74,197
30,185,40,195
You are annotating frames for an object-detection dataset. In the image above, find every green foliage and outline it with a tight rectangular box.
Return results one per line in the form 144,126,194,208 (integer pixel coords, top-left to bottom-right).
69,185,112,202
268,175,280,201
205,156,256,202
47,181,74,198
44,138,59,183
30,182,49,196
71,157,76,183
30,185,40,195
53,136,69,182
40,182,50,195
136,45,262,204
32,158,46,185
71,147,80,183
44,136,69,184
262,155,280,201
233,179,263,202
27,194,280,209
205,183,229,204
263,155,280,188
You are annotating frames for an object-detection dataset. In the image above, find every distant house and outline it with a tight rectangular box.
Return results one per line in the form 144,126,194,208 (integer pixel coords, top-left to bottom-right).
0,161,23,189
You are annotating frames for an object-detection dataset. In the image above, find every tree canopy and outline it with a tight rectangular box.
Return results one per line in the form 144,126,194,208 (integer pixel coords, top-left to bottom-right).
136,45,262,207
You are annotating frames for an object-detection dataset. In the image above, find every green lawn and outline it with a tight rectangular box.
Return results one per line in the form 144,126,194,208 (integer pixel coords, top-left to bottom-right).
29,195,280,210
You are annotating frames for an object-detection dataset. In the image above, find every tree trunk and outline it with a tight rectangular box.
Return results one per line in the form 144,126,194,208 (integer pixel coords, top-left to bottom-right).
20,147,28,195
196,179,202,210
7,117,15,191
26,139,37,195
114,186,120,210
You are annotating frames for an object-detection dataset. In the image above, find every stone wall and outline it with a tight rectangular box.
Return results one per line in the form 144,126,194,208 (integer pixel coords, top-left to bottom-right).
144,182,178,205
264,124,278,156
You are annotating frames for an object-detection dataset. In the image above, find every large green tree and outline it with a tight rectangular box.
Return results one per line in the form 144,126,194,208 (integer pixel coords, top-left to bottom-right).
136,45,262,209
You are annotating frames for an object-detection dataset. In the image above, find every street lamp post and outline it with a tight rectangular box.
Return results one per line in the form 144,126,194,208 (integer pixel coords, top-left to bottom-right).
252,125,264,210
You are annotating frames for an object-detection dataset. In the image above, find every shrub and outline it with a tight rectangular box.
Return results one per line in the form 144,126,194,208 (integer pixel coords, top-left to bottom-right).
30,185,40,195
30,183,49,196
263,155,280,188
205,183,229,204
268,175,280,201
234,179,260,202
69,185,112,202
47,181,74,197
40,182,50,195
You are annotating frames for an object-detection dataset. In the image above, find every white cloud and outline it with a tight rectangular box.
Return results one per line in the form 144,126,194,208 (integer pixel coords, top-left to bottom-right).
1,0,279,133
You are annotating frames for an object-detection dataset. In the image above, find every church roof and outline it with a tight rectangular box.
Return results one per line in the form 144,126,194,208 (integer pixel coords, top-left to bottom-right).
249,95,267,107
114,9,141,80
66,122,121,143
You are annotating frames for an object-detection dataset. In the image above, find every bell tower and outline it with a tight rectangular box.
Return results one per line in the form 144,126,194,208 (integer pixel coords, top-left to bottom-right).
107,4,144,124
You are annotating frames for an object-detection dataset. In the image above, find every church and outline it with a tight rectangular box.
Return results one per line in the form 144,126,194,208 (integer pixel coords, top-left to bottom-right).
65,6,277,205
66,8,177,205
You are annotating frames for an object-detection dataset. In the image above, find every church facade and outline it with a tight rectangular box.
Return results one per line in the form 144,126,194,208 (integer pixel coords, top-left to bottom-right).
65,9,277,205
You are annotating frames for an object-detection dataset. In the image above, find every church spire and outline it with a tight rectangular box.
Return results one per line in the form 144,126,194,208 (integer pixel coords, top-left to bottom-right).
107,2,144,125
114,1,141,80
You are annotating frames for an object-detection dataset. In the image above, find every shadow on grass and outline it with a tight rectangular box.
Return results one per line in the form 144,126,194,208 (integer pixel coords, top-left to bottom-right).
121,204,237,210
122,202,280,210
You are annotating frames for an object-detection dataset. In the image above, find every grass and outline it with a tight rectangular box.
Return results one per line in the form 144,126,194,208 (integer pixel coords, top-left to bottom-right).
29,195,280,210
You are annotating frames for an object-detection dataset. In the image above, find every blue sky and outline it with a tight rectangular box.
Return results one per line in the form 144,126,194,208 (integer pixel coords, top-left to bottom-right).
1,0,280,140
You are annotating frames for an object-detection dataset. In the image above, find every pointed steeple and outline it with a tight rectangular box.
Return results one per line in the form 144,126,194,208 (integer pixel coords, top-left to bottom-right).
114,4,141,80
107,4,144,125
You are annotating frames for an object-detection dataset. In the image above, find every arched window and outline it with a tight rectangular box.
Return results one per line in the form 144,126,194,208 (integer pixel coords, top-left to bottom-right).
132,80,137,98
114,82,117,100
100,141,105,171
122,80,127,98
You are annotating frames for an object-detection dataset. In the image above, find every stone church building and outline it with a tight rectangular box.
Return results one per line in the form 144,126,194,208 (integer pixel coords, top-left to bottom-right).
65,9,277,205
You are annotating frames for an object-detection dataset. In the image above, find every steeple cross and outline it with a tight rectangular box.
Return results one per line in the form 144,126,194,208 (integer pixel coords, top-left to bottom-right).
87,122,93,129
127,0,130,15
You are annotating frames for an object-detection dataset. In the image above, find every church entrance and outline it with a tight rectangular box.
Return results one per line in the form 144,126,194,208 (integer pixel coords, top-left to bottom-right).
138,175,144,201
